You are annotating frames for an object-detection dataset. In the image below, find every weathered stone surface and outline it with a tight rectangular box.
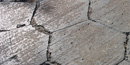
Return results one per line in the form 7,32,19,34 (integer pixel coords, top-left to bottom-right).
90,0,130,32
118,60,130,65
50,20,125,65
34,0,89,31
0,3,35,30
0,26,48,65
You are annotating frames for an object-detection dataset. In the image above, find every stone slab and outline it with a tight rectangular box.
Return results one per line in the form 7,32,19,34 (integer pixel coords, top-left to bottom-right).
0,26,48,65
90,0,130,32
0,3,35,30
50,20,125,65
34,0,89,32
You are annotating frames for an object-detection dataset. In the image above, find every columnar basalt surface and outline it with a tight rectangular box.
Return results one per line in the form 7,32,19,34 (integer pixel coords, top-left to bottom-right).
0,0,130,65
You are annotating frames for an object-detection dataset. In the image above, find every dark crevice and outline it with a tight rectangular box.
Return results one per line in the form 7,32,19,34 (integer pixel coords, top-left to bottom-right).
31,19,53,35
0,55,19,65
16,24,26,28
0,30,9,32
87,0,96,22
87,0,124,33
115,32,130,65
123,32,129,60
30,2,39,23
47,35,52,61
29,2,61,65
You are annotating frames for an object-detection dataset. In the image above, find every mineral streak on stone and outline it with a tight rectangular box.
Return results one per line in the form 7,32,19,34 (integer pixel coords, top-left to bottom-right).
50,20,125,65
0,3,35,30
0,26,49,65
34,0,89,32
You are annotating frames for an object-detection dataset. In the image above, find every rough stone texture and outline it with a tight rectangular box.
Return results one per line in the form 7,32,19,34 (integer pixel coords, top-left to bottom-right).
90,0,130,32
50,21,125,65
0,3,35,30
0,26,49,65
0,0,130,65
34,0,89,32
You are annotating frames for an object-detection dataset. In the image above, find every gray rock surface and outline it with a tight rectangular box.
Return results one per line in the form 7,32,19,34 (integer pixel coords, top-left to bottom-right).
50,20,125,65
34,0,89,32
0,3,35,30
0,26,49,65
90,0,130,32
0,0,130,65
118,60,130,65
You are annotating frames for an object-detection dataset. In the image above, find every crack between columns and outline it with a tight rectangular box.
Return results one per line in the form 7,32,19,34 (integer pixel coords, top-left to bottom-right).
87,0,130,65
87,0,123,34
115,32,130,65
29,2,61,65
87,0,96,22
30,2,53,61
47,34,52,61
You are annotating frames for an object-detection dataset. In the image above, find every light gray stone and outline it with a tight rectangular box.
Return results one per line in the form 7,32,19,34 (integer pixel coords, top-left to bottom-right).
34,0,89,31
50,20,125,65
0,3,35,30
0,26,48,65
90,0,130,32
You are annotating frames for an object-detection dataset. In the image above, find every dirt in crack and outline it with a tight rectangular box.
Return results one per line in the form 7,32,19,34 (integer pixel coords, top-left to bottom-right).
123,32,130,61
87,0,97,22
116,32,130,65
30,2,61,65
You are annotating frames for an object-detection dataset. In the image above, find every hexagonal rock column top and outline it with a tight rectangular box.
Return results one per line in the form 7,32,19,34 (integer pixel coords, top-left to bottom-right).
0,3,35,30
0,26,49,65
50,20,125,65
34,0,89,32
89,0,130,32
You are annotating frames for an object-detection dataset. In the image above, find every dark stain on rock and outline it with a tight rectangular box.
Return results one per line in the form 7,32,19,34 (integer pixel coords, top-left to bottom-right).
40,3,55,13
16,24,26,28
